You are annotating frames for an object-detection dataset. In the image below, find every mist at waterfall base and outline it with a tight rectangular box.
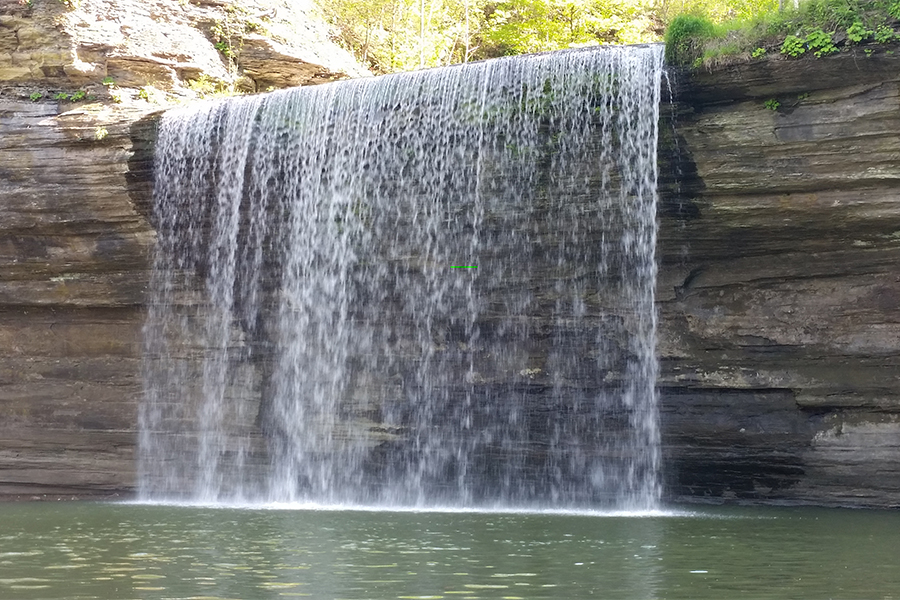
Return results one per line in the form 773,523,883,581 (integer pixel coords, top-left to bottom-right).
139,45,664,511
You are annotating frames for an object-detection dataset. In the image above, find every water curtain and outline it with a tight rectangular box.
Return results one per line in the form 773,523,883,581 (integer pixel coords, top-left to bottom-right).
140,45,664,509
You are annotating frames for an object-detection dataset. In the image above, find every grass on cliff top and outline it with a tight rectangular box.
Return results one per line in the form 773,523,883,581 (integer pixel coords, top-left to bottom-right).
665,0,900,67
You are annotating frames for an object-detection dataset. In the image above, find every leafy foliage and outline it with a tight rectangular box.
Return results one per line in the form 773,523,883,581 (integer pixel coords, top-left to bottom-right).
321,0,900,72
321,0,662,73
847,20,873,41
875,22,897,41
805,28,837,56
664,0,900,68
664,14,716,64
781,33,806,55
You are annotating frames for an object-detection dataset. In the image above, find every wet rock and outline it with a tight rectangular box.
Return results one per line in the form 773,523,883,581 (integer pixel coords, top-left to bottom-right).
2,12,899,506
658,47,900,508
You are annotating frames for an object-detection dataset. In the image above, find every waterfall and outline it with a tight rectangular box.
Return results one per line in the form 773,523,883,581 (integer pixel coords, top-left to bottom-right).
139,45,664,510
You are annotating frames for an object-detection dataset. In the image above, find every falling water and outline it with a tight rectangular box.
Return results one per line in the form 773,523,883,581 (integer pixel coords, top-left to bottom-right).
139,45,664,510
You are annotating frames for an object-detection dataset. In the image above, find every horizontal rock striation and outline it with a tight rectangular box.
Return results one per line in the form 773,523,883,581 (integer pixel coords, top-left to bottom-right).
0,0,367,498
2,34,900,506
0,0,368,100
0,99,156,497
658,49,900,507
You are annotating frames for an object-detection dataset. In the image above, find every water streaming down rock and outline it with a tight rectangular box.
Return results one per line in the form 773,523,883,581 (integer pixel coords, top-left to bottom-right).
139,45,665,509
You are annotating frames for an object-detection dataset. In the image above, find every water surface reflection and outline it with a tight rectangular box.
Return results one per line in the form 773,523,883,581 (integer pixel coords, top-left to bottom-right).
0,503,897,599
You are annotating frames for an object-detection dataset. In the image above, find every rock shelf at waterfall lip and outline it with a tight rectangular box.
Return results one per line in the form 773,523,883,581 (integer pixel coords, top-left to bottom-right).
124,499,695,518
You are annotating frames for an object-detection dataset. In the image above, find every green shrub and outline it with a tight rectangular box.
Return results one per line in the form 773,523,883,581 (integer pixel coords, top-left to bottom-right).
874,24,896,42
214,40,233,57
806,28,838,56
669,0,900,68
847,21,872,42
665,14,718,65
781,34,806,56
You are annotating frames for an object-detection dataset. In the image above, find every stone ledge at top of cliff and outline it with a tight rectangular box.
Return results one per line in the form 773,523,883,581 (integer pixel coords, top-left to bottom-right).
0,0,369,101
672,45,900,106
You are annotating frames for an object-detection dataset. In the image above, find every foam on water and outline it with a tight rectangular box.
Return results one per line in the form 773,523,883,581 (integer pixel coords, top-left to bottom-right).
127,498,689,519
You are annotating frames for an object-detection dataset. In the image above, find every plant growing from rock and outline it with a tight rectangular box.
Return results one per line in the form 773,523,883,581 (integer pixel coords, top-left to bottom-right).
847,20,873,42
781,34,806,56
874,24,897,42
211,21,235,58
210,6,249,69
186,75,239,99
805,28,837,56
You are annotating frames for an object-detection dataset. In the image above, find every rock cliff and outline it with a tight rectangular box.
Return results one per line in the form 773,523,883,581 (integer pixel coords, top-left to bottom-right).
0,0,366,498
0,0,367,99
1,7,898,506
658,49,900,507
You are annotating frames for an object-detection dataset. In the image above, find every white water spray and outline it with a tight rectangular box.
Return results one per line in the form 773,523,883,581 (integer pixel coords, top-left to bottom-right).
140,45,664,510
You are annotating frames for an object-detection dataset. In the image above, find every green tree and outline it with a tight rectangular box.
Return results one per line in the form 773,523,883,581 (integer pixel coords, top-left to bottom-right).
320,0,784,72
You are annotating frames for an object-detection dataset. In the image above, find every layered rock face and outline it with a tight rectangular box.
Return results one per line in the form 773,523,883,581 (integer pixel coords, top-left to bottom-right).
0,0,366,498
0,100,154,497
2,13,899,506
0,0,367,99
658,50,900,507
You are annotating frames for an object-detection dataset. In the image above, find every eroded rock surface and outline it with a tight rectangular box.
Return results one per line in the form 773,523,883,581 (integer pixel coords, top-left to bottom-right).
658,48,900,507
0,99,156,496
0,0,367,498
0,0,368,101
2,15,899,506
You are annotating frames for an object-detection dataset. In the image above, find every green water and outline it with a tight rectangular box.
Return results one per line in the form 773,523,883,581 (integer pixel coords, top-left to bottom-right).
0,503,897,600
